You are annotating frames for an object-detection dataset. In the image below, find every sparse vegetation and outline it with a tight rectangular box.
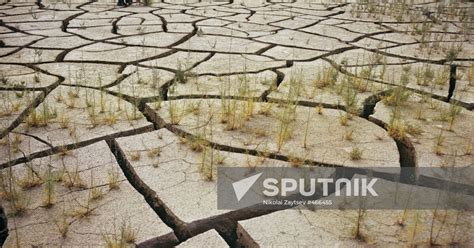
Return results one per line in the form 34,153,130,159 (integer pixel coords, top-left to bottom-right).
42,165,55,208
467,63,474,86
181,135,208,152
147,147,161,158
349,147,363,160
275,103,297,152
17,164,42,190
55,213,69,238
383,86,411,107
62,164,87,189
102,219,138,247
387,118,406,141
0,1,472,247
130,151,141,161
352,207,366,242
107,168,120,190
339,114,349,126
311,66,339,89
69,203,92,219
388,107,422,138
168,100,185,125
199,147,216,181
344,130,354,141
89,170,103,201
1,170,30,217
26,100,57,128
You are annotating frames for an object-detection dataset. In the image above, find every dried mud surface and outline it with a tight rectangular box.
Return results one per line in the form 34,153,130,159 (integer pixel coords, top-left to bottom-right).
0,0,473,247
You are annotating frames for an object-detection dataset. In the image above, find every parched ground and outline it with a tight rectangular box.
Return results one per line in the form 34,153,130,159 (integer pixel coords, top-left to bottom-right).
0,0,473,247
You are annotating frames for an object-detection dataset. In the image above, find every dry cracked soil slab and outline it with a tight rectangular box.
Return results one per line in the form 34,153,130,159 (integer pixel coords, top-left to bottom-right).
0,64,59,89
149,98,400,167
115,129,290,222
0,85,152,164
241,207,474,247
0,90,44,137
1,141,171,247
0,0,473,247
168,70,277,98
267,59,390,112
370,94,473,168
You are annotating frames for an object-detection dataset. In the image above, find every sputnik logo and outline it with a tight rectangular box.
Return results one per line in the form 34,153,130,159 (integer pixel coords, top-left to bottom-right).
232,173,262,201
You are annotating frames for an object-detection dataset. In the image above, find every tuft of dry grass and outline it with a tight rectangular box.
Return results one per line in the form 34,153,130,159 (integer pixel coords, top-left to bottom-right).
129,151,141,161
55,214,69,238
69,206,92,219
102,219,138,248
339,114,349,126
10,193,29,216
63,170,87,189
42,166,55,208
387,119,406,141
180,136,208,152
90,187,103,200
107,168,120,190
467,63,474,86
344,130,354,141
349,147,363,160
17,166,42,190
316,104,323,115
147,148,161,158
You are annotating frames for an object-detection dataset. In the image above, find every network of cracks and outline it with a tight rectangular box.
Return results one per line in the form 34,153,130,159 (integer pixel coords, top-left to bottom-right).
0,0,473,247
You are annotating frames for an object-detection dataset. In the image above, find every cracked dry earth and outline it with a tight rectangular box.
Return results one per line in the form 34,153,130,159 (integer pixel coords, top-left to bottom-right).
0,0,473,247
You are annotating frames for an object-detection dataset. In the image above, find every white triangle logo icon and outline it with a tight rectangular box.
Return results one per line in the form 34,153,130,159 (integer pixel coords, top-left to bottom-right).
232,173,262,201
